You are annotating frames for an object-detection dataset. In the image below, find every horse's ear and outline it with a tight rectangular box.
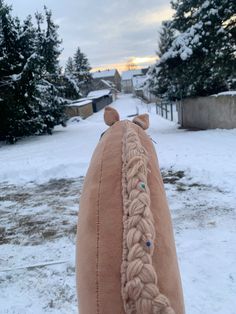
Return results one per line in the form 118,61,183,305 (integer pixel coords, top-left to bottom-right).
133,114,149,130
104,107,120,126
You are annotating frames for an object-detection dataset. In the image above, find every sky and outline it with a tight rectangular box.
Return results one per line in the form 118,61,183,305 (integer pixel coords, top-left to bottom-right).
8,0,174,72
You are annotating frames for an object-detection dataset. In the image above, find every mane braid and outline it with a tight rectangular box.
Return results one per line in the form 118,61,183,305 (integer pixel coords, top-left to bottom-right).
121,122,175,314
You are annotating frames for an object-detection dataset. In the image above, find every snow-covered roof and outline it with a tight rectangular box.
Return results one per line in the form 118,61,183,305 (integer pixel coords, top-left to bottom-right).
92,69,116,79
132,75,147,90
87,89,111,98
122,69,143,81
213,91,236,96
67,100,92,107
101,79,116,89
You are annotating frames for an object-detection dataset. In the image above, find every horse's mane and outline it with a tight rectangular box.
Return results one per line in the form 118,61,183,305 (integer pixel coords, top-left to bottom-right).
121,121,175,314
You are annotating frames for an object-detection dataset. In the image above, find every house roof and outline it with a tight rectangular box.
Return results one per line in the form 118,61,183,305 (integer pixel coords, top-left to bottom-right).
121,69,143,81
92,69,117,79
67,100,92,107
87,89,111,98
101,79,115,89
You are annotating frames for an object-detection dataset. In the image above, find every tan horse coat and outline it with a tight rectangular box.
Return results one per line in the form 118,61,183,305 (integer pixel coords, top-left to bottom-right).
76,108,185,314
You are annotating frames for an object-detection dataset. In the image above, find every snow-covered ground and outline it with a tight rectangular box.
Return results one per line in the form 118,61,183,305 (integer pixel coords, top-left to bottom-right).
0,94,235,313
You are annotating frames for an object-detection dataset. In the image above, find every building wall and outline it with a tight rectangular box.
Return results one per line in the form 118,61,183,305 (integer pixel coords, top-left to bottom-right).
122,80,133,93
66,103,93,119
114,71,121,91
92,96,113,112
178,95,236,129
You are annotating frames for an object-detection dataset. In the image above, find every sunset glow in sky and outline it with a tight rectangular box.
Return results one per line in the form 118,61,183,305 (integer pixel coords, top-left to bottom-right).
9,0,174,72
92,56,158,72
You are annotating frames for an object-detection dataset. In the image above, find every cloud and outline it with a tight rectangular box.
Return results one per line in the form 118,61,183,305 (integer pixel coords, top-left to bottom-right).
9,0,172,68
91,54,158,73
140,7,174,25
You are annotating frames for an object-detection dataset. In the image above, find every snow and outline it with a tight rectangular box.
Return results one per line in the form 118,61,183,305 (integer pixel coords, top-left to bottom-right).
132,75,147,90
0,94,236,313
161,22,203,62
209,8,218,15
202,0,210,9
180,50,191,61
213,91,236,96
100,79,116,89
64,75,81,95
11,73,22,81
87,89,111,98
66,100,92,107
0,91,235,198
121,69,142,80
92,69,116,79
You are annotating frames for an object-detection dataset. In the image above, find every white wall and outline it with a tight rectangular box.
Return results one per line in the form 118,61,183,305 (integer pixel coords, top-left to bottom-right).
178,95,236,129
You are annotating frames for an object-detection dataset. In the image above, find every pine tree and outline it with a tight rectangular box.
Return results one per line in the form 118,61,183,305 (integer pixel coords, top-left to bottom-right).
148,20,175,99
62,56,81,99
42,6,61,75
73,47,92,95
157,20,175,58
170,0,236,95
63,47,92,98
35,7,66,134
0,1,42,142
149,0,236,100
65,57,75,75
0,2,66,142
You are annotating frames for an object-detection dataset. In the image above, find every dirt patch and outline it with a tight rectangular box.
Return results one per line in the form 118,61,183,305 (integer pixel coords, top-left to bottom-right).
0,171,234,246
0,177,83,246
161,169,185,184
0,192,31,203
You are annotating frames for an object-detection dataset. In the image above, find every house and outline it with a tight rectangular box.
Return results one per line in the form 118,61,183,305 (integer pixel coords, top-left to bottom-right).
121,69,142,93
91,79,118,101
92,69,121,91
66,88,114,119
121,68,148,93
87,89,113,112
132,75,147,98
65,99,93,119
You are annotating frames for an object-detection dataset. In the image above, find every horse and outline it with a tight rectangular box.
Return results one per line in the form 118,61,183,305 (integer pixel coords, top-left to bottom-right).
76,107,185,314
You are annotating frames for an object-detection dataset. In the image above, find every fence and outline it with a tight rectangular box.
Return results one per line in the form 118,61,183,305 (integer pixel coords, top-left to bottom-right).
155,100,178,122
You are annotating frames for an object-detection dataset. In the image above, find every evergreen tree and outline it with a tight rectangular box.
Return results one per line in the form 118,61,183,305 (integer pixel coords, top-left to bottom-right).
61,74,82,100
35,7,66,133
63,56,81,99
0,1,66,142
0,2,42,142
65,57,75,75
148,20,175,99
73,47,92,82
63,47,92,98
73,47,92,95
42,6,61,75
157,20,175,58
149,0,236,99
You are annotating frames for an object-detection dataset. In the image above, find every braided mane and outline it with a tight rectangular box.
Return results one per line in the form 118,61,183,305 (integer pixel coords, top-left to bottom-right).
121,122,175,314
